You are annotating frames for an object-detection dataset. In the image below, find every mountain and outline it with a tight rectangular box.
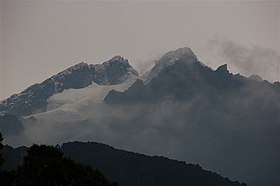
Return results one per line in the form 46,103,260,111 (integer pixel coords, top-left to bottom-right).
105,47,280,106
103,47,280,186
0,47,279,186
141,47,200,83
0,56,138,117
1,142,246,186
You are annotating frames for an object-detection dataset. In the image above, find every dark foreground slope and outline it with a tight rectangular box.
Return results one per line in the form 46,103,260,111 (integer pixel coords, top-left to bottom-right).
2,142,246,186
0,144,116,186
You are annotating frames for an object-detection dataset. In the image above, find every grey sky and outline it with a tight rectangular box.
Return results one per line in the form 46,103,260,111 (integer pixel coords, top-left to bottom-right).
1,0,279,100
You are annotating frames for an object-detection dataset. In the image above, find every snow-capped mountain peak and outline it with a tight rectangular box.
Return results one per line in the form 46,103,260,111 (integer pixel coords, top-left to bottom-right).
0,57,139,117
159,47,197,62
142,47,199,83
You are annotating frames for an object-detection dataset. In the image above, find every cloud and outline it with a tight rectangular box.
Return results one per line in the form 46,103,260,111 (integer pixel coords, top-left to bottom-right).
10,91,279,186
197,37,280,82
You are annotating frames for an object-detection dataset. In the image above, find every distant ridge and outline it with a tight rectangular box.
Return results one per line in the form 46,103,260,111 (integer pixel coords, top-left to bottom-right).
2,141,247,186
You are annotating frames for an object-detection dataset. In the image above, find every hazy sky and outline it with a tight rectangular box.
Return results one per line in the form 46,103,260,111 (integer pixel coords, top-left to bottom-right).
1,0,279,100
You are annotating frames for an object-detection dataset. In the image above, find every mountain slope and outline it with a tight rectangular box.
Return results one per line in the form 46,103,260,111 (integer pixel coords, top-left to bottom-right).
141,47,200,83
0,56,138,117
105,48,280,109
1,142,247,186
102,47,280,186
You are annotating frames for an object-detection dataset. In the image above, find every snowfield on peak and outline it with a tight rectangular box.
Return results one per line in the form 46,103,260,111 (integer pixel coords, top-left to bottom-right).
26,76,139,122
142,47,207,83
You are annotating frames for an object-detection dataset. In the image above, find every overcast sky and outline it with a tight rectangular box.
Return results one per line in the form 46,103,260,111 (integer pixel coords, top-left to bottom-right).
1,0,279,100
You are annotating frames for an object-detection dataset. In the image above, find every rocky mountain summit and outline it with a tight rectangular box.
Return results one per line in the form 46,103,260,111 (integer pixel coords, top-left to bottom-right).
0,56,138,116
105,48,280,108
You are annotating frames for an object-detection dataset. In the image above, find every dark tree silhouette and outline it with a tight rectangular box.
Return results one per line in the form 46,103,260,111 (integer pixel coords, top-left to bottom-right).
0,144,117,186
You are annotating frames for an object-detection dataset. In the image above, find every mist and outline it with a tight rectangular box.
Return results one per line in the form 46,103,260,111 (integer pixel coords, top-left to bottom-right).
2,73,278,186
197,37,280,82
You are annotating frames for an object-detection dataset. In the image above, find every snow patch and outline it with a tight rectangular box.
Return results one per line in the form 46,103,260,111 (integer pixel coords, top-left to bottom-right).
27,76,139,122
142,47,199,83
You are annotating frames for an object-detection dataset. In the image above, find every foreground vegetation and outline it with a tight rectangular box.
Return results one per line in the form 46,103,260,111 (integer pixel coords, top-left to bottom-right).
0,133,117,186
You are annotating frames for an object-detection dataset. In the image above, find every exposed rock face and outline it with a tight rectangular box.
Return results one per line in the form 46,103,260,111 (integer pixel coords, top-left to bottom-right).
94,55,138,85
215,64,229,75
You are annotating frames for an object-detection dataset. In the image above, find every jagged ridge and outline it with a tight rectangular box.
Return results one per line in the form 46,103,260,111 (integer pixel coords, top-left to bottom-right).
0,56,138,116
